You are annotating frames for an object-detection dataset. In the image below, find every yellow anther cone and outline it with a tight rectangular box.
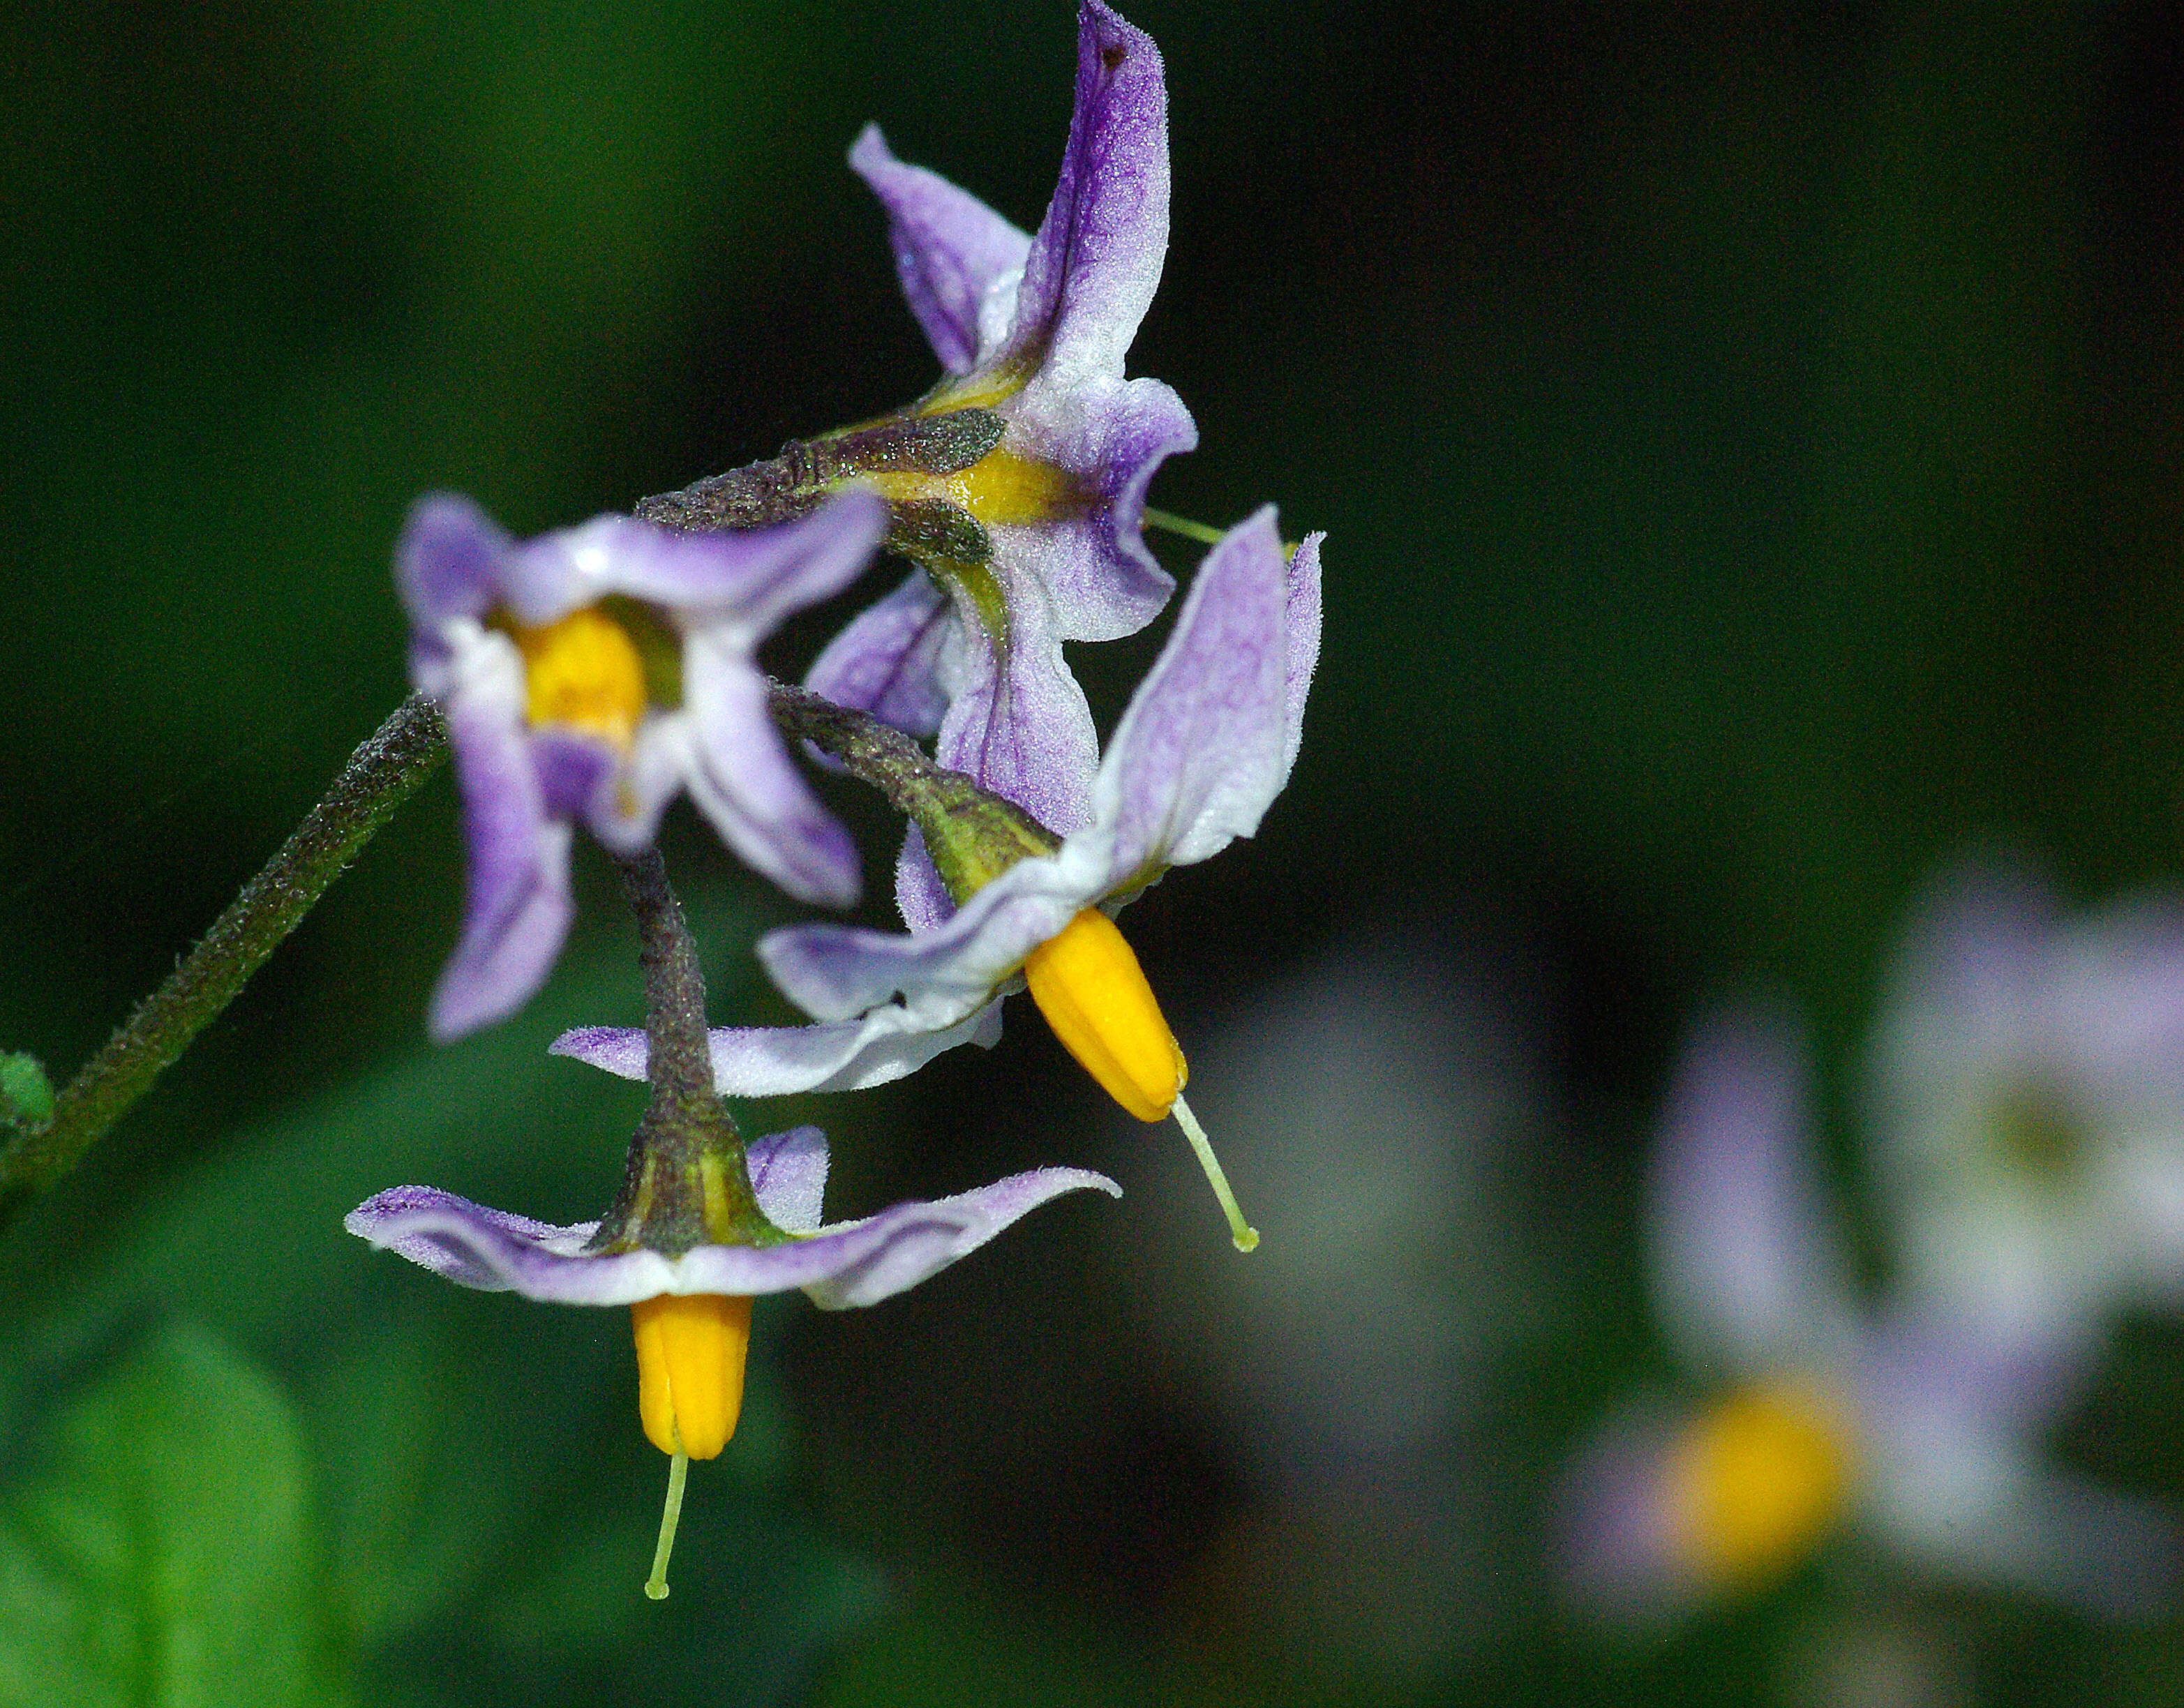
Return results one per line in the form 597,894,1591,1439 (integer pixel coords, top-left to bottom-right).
1667,1384,1855,1590
631,1292,753,1460
516,607,648,748
1023,908,1186,1123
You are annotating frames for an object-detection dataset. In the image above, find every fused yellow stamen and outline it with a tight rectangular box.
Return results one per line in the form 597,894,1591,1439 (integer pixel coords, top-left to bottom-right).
1665,1381,1856,1590
516,606,649,749
1024,908,1186,1123
1023,910,1261,1252
868,447,1087,530
631,1292,753,1462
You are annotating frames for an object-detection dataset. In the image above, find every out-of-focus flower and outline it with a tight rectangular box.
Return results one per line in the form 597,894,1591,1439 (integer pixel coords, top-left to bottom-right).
1869,862,2184,1335
805,0,1197,919
559,512,1320,1247
399,489,886,1040
1559,1012,2176,1624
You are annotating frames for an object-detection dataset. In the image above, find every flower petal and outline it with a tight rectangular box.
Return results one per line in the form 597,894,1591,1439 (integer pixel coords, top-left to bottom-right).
345,1164,1121,1310
426,647,576,1042
848,123,1034,377
550,998,1006,1097
1001,1,1172,385
745,1124,828,1234
932,555,1102,838
803,566,955,738
524,492,886,643
1647,1011,1860,1374
1001,371,1192,640
761,845,1100,1024
1282,533,1326,781
396,493,514,627
1095,508,1298,878
675,647,861,906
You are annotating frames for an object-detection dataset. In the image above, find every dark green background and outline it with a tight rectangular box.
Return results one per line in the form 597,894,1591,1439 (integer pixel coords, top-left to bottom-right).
4,2,2182,1702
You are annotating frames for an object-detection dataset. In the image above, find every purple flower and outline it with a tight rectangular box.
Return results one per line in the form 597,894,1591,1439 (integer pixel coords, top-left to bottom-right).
401,488,887,1042
346,1123,1118,1314
1558,1012,2177,1624
556,511,1322,1100
805,1,1198,922
1869,861,2184,1335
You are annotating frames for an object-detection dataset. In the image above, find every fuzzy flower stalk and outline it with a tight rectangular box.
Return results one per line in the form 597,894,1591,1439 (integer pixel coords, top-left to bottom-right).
559,511,1323,1251
636,1,1196,927
348,848,1115,1597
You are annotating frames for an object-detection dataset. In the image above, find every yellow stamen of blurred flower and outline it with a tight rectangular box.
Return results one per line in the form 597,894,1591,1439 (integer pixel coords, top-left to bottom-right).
631,1292,752,1461
516,607,648,749
1024,908,1259,1252
868,447,1086,529
1665,1381,1855,1591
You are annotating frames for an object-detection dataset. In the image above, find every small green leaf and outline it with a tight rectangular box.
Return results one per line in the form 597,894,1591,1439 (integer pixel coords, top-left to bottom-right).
0,1323,347,1708
0,1052,54,1128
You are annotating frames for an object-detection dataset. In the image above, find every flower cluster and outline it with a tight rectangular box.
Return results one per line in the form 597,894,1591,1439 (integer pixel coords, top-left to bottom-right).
347,1,1323,1597
1558,867,2184,1626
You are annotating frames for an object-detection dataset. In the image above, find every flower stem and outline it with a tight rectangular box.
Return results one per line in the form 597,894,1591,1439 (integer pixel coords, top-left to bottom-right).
0,694,449,1234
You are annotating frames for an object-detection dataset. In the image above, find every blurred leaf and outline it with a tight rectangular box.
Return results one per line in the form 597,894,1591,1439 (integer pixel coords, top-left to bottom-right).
0,1322,347,1708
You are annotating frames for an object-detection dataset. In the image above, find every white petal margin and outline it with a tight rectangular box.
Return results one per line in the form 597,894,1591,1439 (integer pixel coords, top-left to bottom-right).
551,999,1008,1098
346,1158,1118,1312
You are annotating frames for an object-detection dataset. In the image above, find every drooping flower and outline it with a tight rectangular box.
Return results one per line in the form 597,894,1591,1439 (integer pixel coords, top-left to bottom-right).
348,1125,1115,1591
558,510,1322,1248
804,0,1198,921
400,488,887,1041
1868,860,2184,1336
1557,1012,2176,1624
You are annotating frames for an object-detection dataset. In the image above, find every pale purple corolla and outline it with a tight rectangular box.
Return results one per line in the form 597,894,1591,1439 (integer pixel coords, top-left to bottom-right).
1869,861,2184,1336
346,1123,1117,1314
401,488,887,1042
807,0,1198,924
1559,1012,2176,1624
555,509,1322,1103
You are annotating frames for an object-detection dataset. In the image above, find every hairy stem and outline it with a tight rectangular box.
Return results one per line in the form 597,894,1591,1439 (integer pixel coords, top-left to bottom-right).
0,694,449,1231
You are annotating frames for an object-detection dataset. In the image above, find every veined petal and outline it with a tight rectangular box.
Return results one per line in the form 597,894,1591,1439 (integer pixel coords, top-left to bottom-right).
1001,372,1192,640
1648,1011,1860,1375
1095,508,1298,878
678,646,861,906
526,493,886,643
745,1123,828,1234
849,123,1033,377
761,847,1099,1024
804,567,955,738
345,1162,1120,1310
551,999,1006,1097
1282,533,1326,782
1001,1,1172,385
427,647,576,1042
932,557,1102,839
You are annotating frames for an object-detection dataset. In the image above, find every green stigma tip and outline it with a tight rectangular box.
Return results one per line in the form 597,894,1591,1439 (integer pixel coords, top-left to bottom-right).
644,1448,689,1601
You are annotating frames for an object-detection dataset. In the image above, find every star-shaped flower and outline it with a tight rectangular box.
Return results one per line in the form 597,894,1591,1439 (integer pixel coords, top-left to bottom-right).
1558,1012,2176,1624
401,488,886,1040
559,510,1321,1245
1869,860,2184,1336
805,0,1198,924
349,1124,1115,1595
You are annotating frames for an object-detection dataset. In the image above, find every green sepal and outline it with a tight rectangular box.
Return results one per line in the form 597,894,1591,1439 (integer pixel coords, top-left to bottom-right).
1,1051,54,1129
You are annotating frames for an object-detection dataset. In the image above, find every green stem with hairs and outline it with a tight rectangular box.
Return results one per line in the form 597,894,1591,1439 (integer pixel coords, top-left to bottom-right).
0,694,449,1231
